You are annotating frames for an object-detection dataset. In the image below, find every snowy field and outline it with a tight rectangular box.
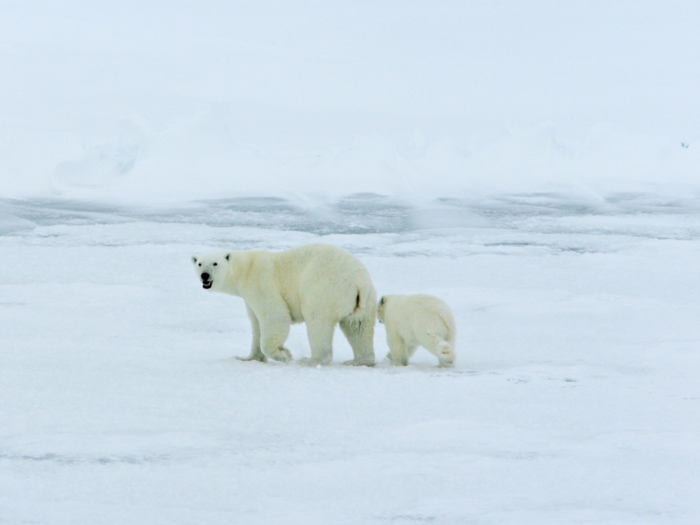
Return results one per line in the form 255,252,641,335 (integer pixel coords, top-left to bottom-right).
2,195,700,524
2,1,700,523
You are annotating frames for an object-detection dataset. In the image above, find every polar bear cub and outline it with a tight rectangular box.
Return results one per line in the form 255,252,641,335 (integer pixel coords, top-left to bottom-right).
377,294,456,367
192,243,377,366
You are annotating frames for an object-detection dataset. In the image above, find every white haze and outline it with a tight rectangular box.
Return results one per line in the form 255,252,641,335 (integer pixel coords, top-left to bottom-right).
1,1,699,203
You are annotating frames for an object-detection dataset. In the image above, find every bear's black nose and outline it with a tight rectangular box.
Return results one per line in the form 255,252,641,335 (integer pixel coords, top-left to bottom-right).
201,272,210,282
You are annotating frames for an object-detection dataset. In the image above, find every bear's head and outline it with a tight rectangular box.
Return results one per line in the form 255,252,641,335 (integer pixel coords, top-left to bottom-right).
191,252,231,291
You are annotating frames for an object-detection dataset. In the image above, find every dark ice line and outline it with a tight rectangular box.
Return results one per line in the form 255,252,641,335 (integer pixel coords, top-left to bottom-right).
1,192,700,238
0,451,171,465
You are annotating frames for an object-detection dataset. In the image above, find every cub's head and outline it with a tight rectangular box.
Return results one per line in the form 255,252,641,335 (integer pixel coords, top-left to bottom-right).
377,295,389,324
191,252,230,291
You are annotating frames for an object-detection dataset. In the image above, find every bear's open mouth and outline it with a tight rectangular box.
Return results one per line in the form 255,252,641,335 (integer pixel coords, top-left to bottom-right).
202,281,212,289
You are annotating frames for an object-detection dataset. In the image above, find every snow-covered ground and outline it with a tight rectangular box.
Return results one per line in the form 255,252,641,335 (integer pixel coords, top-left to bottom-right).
2,195,700,524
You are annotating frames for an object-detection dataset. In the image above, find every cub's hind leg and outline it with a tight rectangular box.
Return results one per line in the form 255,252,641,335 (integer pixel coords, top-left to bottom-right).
420,330,455,368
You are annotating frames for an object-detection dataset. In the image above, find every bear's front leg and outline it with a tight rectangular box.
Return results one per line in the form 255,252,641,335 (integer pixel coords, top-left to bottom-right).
259,316,293,363
237,303,267,362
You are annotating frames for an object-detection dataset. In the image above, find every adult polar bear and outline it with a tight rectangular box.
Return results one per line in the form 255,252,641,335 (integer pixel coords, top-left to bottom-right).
192,243,377,366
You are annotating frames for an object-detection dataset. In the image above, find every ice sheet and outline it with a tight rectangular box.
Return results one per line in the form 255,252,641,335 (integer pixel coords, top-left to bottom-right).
1,198,699,523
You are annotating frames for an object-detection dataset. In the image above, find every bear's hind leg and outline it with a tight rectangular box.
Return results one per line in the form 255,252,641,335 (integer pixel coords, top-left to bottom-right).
298,319,334,366
339,316,375,366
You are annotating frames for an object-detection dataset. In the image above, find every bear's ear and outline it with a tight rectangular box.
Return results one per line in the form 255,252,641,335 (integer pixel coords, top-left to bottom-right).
225,253,231,261
191,256,198,265
379,296,386,305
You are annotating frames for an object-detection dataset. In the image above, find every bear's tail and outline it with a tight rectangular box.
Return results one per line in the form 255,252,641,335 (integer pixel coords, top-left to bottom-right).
352,275,377,317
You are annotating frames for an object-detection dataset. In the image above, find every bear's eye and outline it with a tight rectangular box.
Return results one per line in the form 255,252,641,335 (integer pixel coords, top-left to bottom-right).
198,263,202,266
213,262,217,266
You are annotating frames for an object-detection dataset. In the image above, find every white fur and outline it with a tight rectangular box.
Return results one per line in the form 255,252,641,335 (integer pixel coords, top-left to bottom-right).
377,294,456,367
192,243,377,366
